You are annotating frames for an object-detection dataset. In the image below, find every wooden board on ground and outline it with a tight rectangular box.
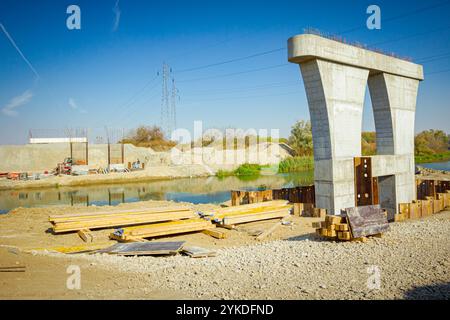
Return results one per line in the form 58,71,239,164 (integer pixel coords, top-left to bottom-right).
344,205,389,238
182,246,217,258
222,209,290,226
96,241,185,256
111,218,214,241
255,215,291,240
202,228,227,239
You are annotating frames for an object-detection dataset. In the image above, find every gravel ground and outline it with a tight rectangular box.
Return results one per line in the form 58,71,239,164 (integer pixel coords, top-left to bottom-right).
69,211,450,300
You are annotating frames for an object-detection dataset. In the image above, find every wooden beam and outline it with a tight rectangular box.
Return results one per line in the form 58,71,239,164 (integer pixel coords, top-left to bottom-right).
202,228,227,239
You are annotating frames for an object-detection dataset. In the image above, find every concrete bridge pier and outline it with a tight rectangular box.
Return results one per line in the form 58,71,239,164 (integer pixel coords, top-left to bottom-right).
368,73,420,218
288,33,423,216
300,59,369,214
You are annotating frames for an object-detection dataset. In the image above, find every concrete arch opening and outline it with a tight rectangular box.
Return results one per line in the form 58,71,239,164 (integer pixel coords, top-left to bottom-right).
288,33,423,217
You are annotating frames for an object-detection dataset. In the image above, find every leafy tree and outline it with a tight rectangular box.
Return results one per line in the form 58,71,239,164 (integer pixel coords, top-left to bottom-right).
414,129,449,155
288,120,313,156
122,125,175,151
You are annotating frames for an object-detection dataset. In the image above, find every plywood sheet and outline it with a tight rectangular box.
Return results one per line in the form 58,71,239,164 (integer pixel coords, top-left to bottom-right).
96,241,185,256
345,205,389,238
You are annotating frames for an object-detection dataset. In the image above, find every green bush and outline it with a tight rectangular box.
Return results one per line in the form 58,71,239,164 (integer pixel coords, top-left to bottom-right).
415,151,450,164
278,156,314,173
216,163,263,178
234,163,262,176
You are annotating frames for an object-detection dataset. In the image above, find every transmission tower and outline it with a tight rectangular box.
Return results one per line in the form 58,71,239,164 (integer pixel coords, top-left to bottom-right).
170,77,179,134
160,62,172,137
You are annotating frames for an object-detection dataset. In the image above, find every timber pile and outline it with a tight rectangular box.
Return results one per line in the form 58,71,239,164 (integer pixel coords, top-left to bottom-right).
49,206,196,233
313,215,352,241
397,190,450,221
110,218,214,242
203,200,293,228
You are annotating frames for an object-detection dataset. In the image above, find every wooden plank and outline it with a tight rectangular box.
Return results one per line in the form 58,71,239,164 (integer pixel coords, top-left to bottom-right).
26,242,112,254
77,229,93,242
222,209,290,225
112,218,214,240
345,205,389,238
52,210,197,233
49,206,191,222
255,215,291,240
202,228,227,239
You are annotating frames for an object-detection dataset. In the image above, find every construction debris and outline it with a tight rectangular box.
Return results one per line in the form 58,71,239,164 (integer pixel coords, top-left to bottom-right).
96,241,185,256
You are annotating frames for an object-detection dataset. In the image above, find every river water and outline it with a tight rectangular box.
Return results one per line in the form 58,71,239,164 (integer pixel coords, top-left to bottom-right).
420,160,450,171
1,160,448,214
0,171,314,214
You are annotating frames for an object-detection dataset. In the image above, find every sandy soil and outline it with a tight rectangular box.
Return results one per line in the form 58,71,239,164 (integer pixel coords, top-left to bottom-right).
0,200,449,300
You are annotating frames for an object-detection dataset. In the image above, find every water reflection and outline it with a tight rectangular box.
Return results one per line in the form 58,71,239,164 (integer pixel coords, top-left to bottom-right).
0,171,313,213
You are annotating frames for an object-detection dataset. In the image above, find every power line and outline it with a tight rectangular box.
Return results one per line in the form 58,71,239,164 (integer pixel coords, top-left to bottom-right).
338,0,450,35
183,80,301,96
426,68,450,75
177,63,289,83
416,52,450,63
175,47,286,73
369,25,450,47
109,80,161,128
182,90,302,104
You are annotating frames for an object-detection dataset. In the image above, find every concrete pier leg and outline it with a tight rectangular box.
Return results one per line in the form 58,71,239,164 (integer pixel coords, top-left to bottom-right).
368,73,419,217
300,59,369,214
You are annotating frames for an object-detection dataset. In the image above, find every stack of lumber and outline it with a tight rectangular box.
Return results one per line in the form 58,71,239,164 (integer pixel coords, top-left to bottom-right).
204,200,292,227
397,191,449,221
313,215,351,241
110,218,214,242
49,206,196,233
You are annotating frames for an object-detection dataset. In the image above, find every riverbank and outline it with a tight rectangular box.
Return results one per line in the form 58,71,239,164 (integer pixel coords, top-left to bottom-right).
0,164,212,191
415,151,450,164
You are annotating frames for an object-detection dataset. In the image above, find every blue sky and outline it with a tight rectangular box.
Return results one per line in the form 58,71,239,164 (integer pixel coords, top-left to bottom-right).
0,0,449,144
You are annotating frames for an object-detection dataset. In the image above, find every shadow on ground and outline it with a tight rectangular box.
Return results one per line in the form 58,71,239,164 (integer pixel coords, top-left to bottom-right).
404,282,450,300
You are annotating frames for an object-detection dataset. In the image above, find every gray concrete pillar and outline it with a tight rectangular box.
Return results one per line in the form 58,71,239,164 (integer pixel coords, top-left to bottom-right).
368,73,419,216
300,59,369,214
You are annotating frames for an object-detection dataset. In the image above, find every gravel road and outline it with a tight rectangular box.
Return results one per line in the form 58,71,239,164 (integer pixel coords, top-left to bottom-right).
77,211,450,300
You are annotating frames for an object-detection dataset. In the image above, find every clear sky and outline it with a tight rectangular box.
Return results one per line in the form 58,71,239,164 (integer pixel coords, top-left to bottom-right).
0,0,449,144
